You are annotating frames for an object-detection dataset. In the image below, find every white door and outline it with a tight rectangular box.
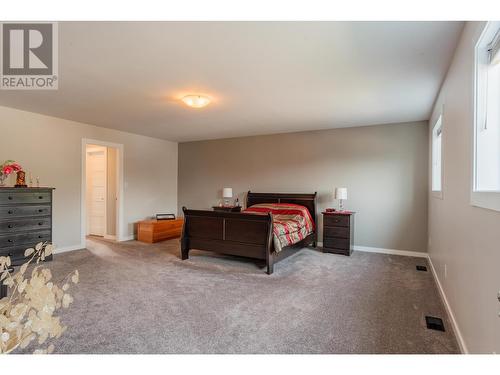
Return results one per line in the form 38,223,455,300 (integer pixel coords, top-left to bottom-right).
87,150,106,236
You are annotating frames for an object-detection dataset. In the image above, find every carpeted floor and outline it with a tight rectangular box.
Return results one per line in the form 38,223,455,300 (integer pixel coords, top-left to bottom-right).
25,237,459,354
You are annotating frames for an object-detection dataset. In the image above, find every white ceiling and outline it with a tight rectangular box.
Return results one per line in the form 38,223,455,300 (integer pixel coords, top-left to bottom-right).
0,21,464,142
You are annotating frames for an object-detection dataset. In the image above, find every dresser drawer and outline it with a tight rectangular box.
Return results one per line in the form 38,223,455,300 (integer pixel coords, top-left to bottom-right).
0,230,51,247
0,244,53,265
0,217,52,234
323,236,350,250
0,191,51,205
323,246,351,256
323,226,350,239
0,205,51,218
0,245,29,264
324,214,349,227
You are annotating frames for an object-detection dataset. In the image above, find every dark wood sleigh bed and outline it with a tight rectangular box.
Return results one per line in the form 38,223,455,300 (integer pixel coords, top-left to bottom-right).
180,191,317,274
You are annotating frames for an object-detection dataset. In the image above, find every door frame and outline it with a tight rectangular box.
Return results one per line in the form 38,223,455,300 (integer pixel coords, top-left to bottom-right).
81,138,125,246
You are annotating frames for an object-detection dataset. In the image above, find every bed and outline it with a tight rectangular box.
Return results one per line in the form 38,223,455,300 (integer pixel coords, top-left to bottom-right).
180,191,317,274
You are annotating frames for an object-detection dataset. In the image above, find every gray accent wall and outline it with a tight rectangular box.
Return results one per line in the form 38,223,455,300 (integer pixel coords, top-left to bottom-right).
178,121,429,253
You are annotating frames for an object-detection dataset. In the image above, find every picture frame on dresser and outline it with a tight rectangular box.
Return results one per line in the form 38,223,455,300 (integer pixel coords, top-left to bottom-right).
0,187,55,266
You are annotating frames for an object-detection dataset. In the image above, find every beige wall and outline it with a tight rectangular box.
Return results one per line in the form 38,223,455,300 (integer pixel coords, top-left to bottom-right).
428,22,500,353
0,105,178,251
179,121,429,253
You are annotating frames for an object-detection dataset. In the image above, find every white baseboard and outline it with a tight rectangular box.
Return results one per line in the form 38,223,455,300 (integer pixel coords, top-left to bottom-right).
428,257,468,354
104,234,116,240
117,235,134,242
54,242,85,254
317,242,428,258
353,245,428,258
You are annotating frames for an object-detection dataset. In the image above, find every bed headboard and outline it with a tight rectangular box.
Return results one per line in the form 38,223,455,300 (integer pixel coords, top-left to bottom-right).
246,191,317,226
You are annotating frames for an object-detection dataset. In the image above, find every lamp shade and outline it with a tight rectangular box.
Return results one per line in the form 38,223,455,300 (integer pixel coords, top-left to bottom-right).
334,187,347,200
222,187,233,198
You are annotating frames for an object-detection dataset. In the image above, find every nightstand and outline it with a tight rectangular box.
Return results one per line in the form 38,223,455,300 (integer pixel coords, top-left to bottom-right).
322,211,354,256
212,206,242,212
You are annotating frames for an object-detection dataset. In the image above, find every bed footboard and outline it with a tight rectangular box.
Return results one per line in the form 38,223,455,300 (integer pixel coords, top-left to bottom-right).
181,207,275,274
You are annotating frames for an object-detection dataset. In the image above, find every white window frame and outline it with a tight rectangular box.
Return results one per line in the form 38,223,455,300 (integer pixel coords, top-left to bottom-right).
431,110,444,199
472,21,500,212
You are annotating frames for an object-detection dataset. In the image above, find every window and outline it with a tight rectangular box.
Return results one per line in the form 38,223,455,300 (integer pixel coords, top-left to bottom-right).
432,115,443,194
473,22,500,211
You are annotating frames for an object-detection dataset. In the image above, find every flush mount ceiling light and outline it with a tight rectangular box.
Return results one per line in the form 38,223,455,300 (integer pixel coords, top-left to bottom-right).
181,94,211,108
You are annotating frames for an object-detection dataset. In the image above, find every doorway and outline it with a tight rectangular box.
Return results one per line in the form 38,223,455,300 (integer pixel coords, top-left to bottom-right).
86,145,109,237
81,139,124,246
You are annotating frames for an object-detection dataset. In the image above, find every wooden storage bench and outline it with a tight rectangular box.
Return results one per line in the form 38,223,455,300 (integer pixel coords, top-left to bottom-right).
137,218,184,243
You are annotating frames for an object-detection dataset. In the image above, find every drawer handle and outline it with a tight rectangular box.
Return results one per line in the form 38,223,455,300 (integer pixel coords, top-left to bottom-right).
7,239,13,243
8,252,12,257
38,196,43,199
8,210,13,214
7,224,13,228
38,222,43,226
38,235,43,238
8,196,13,200
38,209,44,213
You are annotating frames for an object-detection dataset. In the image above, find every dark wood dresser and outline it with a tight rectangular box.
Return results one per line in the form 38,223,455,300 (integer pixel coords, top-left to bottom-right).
322,211,355,256
0,187,54,265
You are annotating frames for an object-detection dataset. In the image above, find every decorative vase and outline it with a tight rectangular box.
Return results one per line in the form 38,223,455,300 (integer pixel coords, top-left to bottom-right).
15,171,27,188
0,174,7,187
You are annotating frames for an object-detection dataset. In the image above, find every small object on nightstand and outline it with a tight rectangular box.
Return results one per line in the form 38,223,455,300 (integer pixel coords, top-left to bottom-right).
212,206,242,212
322,211,355,256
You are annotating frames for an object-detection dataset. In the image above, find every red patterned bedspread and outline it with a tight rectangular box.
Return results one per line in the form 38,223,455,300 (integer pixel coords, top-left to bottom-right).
243,203,315,253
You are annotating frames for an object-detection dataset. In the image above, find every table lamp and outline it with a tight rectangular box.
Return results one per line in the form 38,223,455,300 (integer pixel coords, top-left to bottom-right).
335,187,348,211
222,187,233,206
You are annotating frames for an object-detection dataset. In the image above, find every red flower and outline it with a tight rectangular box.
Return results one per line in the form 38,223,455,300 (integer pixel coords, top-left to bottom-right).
2,166,13,175
10,163,22,172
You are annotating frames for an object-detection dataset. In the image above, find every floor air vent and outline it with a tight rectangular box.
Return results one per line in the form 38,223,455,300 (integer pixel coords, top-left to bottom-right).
425,316,445,332
416,265,427,272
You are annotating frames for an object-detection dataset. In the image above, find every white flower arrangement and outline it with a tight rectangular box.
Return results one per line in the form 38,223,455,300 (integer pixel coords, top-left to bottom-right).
0,242,78,354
